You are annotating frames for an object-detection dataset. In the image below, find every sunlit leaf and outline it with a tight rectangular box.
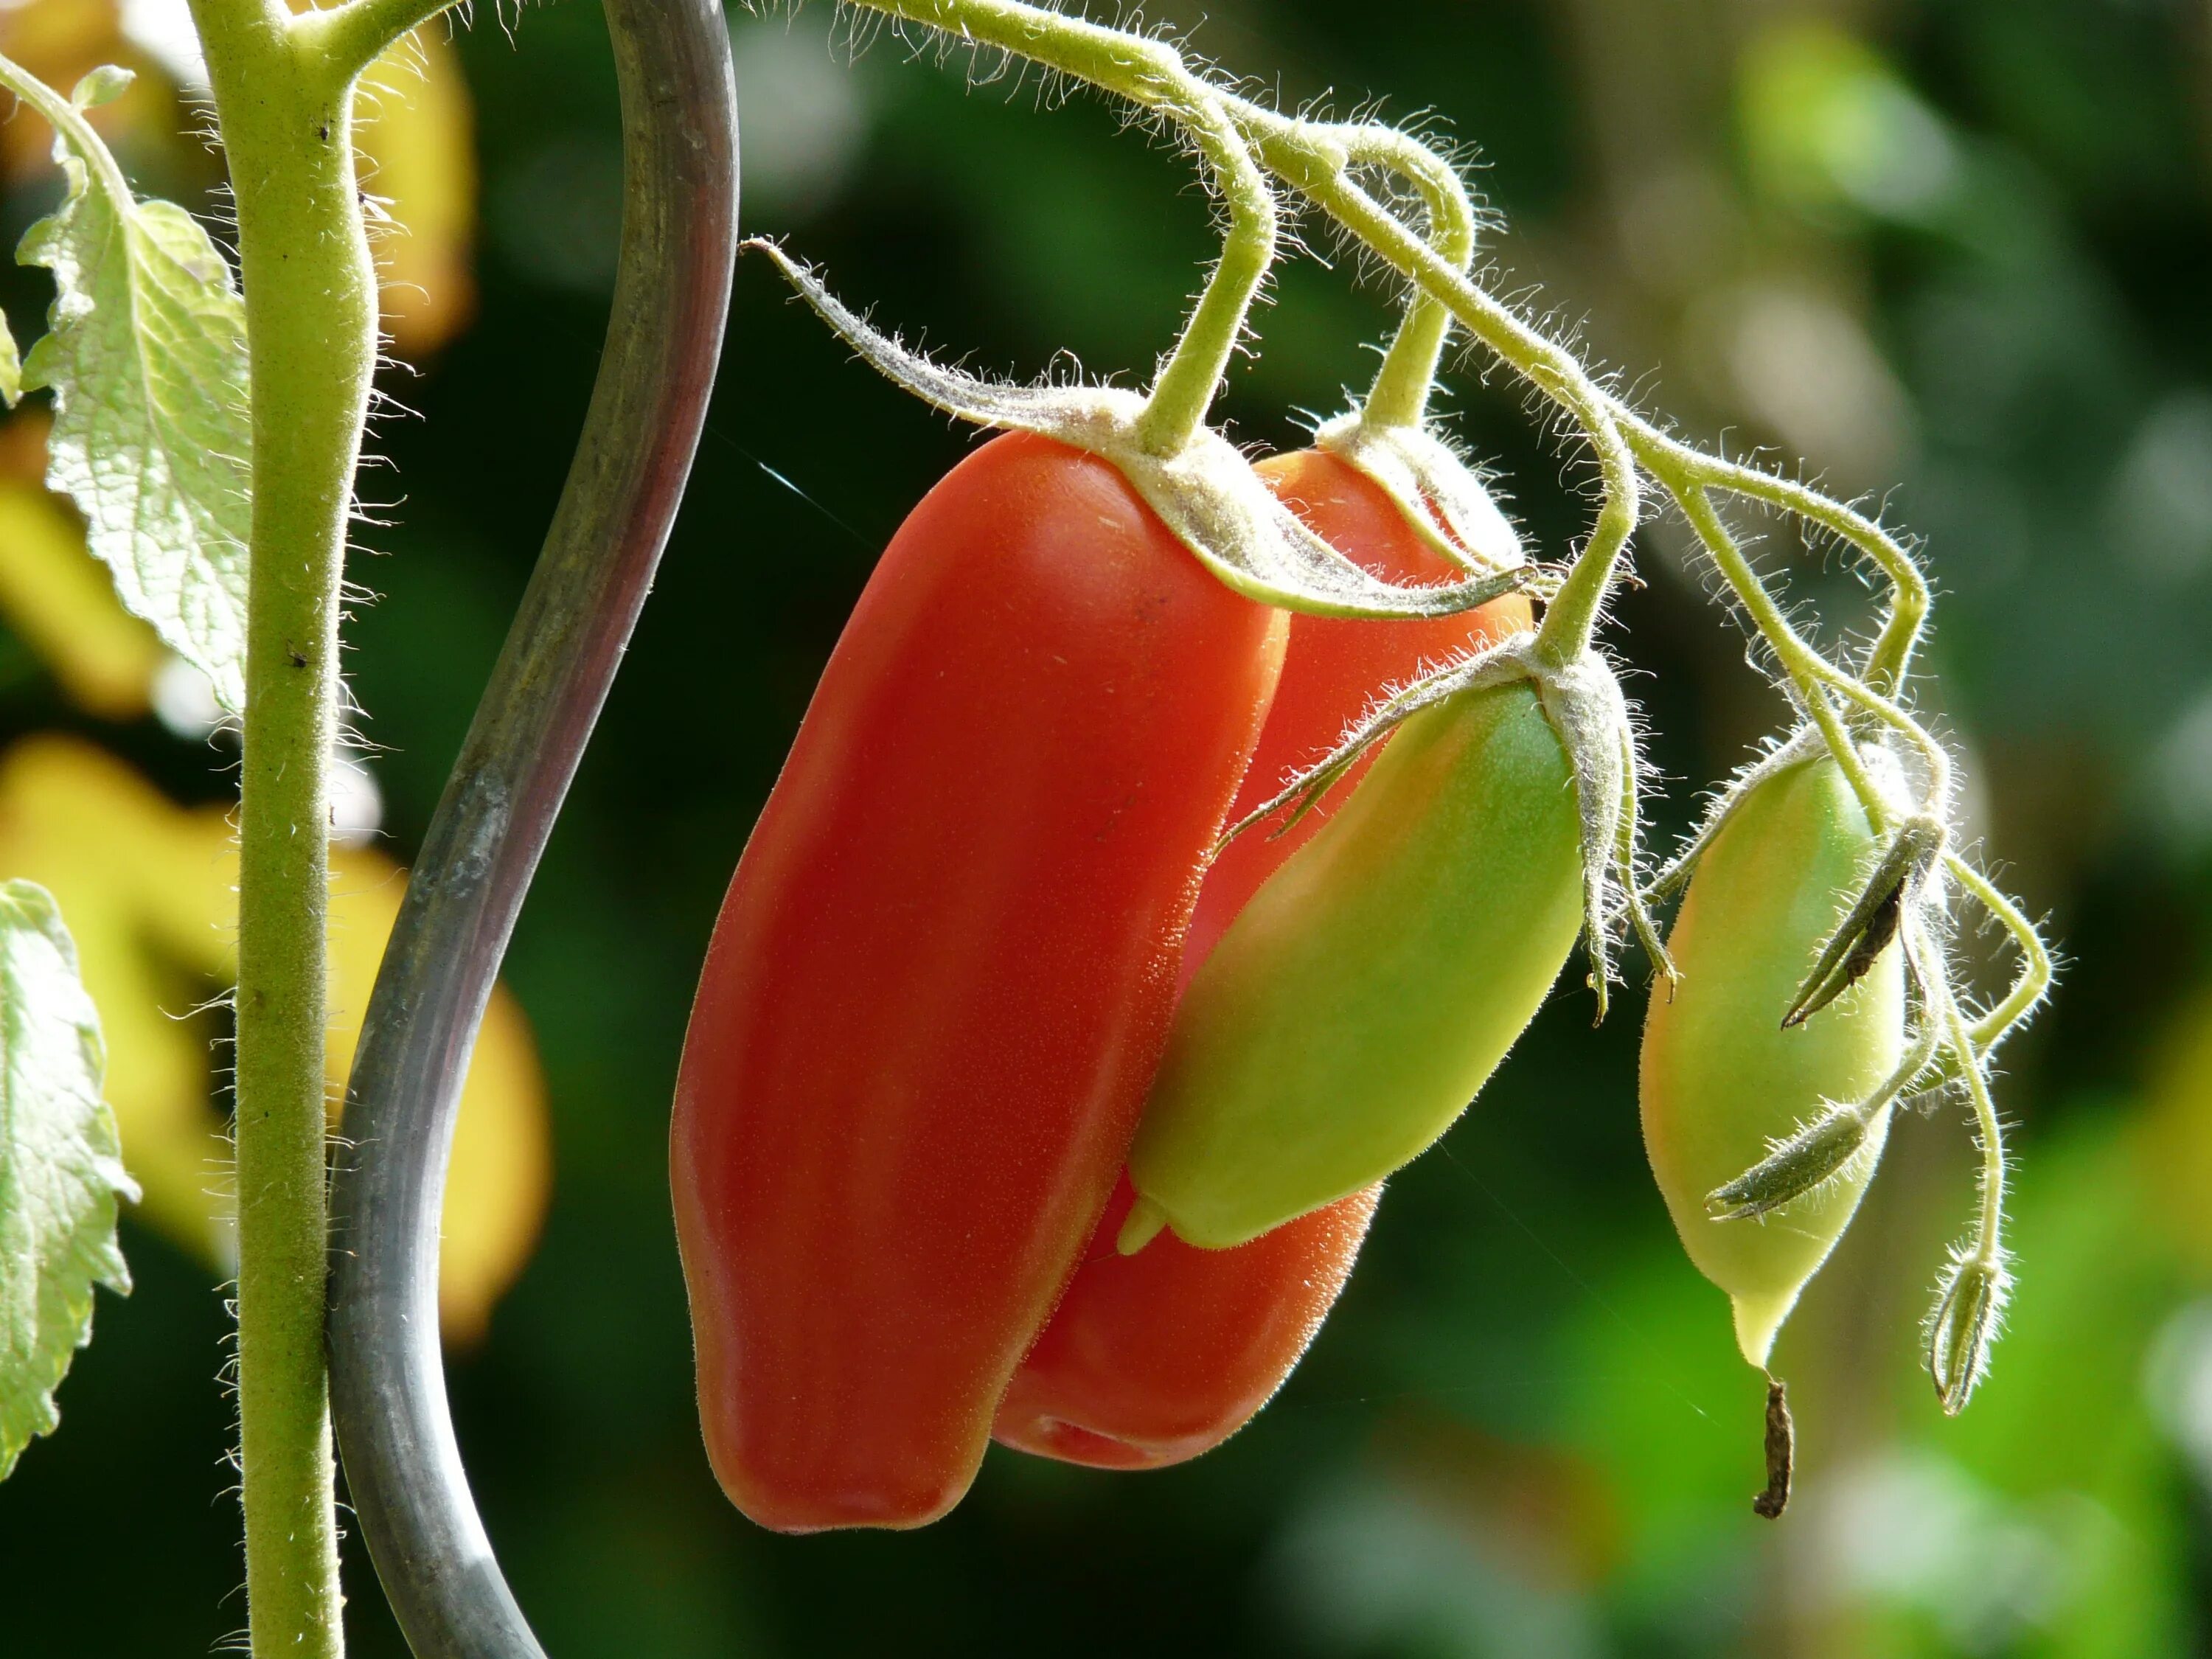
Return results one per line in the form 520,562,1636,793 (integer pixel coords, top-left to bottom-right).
7,61,251,712
0,413,163,719
0,876,136,1481
0,0,139,184
0,737,549,1341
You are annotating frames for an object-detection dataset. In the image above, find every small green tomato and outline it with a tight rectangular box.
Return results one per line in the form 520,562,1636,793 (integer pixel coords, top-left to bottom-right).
1125,678,1585,1251
1640,754,1906,1367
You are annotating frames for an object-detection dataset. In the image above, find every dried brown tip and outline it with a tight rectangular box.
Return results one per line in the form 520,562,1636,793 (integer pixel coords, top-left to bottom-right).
1751,1377,1794,1520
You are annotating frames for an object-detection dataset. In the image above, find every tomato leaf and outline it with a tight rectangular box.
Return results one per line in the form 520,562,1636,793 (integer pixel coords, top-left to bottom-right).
10,62,251,713
0,877,136,1481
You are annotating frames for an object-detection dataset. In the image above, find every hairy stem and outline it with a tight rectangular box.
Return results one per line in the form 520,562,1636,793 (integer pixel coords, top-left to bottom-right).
1618,417,1927,693
293,0,459,85
1228,92,1930,690
188,1,419,1651
1946,855,2054,1051
1225,110,1639,664
1668,481,1892,824
1338,124,1478,429
1941,986,2008,1254
855,0,1276,456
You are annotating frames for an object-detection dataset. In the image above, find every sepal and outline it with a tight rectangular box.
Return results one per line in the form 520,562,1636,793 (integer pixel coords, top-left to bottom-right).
1927,1248,2009,1415
1534,649,1644,1019
751,241,1531,623
1705,1107,1870,1221
1213,636,1537,849
1783,814,1946,1028
1315,410,1526,579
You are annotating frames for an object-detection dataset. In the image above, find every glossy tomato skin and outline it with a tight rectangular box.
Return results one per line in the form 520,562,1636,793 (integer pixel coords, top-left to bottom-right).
1183,448,1536,976
992,449,1532,1470
1640,755,1905,1368
994,1176,1378,1468
672,431,1287,1531
1129,678,1586,1248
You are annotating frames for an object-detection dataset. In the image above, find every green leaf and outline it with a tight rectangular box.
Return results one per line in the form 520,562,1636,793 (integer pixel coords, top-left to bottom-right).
0,315,18,409
8,62,251,712
0,877,136,1481
68,66,134,112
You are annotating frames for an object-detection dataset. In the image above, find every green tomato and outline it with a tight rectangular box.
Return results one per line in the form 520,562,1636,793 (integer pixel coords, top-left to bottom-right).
1127,678,1585,1249
1640,754,1905,1368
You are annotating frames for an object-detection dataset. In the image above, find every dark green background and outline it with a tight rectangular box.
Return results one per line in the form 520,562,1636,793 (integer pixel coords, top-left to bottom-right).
7,0,2212,1652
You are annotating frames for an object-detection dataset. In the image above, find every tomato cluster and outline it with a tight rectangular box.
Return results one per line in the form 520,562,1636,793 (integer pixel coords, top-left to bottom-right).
669,238,1989,1528
671,432,1553,1530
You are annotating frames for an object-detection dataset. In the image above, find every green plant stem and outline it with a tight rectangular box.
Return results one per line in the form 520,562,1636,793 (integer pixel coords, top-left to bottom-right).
1225,107,1638,667
186,1,430,1652
293,0,458,83
1221,92,1930,692
1621,419,1927,694
839,3,1930,712
857,0,1276,456
1945,855,2053,1050
1658,463,1955,818
1938,983,2008,1255
1666,481,1892,816
1340,124,1477,430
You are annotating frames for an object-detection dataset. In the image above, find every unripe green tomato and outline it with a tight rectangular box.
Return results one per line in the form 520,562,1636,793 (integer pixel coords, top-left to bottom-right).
1640,756,1905,1368
1127,678,1585,1249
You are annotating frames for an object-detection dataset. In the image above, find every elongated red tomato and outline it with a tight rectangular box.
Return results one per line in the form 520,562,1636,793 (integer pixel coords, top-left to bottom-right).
994,1175,1378,1468
672,431,1287,1531
992,448,1532,1470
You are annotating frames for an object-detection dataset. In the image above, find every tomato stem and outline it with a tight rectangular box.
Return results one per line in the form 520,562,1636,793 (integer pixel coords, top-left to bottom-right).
181,0,472,1650
859,2,1277,459
1945,857,2053,1051
1938,982,2009,1266
1218,91,1933,691
181,0,415,1650
1340,125,1479,432
291,0,460,86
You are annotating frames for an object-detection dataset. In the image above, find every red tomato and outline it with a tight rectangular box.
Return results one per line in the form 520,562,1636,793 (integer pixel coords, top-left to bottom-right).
991,447,1532,1470
995,1175,1378,1468
671,431,1287,1531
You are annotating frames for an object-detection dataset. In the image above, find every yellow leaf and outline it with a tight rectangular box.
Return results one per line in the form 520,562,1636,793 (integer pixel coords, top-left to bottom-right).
355,28,478,358
0,414,163,719
0,736,549,1343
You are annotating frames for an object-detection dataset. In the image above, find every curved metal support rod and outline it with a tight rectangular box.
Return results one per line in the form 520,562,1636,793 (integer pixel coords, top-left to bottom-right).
326,1,737,1652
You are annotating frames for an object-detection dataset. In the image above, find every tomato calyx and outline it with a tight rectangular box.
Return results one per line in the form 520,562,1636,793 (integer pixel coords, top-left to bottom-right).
1216,633,1669,1017
1704,1107,1872,1222
1704,1005,1943,1223
1926,1247,2010,1415
749,240,1532,623
1312,410,1540,585
1782,813,1947,1029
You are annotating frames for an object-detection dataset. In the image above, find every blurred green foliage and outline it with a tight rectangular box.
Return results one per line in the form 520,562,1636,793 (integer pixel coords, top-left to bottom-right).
5,0,2212,1654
